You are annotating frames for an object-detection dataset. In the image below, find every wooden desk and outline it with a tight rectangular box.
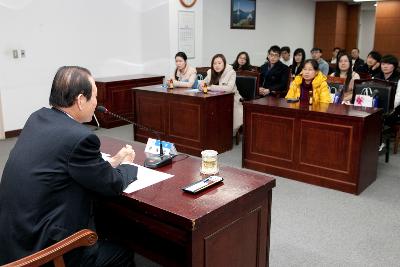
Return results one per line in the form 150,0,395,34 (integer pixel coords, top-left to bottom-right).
133,85,234,156
96,136,275,267
94,74,164,128
243,97,382,195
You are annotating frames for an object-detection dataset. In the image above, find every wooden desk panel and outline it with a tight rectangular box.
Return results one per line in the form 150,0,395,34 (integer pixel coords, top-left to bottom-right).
94,74,164,128
243,97,382,194
133,86,234,156
96,137,275,267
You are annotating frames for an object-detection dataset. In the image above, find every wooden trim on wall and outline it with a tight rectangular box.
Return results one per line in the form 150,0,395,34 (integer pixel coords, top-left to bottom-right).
5,129,22,138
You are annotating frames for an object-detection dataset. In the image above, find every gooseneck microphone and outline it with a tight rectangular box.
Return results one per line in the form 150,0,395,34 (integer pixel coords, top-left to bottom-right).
95,106,173,169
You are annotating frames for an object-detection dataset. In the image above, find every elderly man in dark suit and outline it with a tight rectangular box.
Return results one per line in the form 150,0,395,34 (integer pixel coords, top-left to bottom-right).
0,66,138,266
259,45,290,97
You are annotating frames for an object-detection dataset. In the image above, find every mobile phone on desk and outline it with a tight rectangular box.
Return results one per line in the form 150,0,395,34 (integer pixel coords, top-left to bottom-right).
182,176,224,194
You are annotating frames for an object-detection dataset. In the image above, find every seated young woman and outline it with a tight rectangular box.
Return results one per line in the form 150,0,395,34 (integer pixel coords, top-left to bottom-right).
289,48,306,77
232,51,254,71
201,54,242,134
171,51,197,88
285,59,331,103
374,54,400,83
330,53,360,105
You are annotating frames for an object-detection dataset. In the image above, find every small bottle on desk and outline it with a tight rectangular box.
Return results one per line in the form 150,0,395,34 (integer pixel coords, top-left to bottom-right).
308,90,313,105
203,83,208,94
168,79,174,90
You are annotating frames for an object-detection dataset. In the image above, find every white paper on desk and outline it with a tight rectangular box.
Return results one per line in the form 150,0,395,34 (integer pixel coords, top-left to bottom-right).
100,153,174,193
123,163,174,193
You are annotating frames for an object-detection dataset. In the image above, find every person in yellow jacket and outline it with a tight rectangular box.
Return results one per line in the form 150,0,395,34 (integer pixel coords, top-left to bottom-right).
285,59,331,103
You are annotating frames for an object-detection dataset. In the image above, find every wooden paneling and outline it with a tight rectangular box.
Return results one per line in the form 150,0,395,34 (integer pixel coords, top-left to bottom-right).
346,4,360,51
250,113,294,162
133,86,233,156
168,101,201,142
94,75,164,129
314,2,360,58
204,208,261,267
299,120,352,174
243,97,382,195
375,1,400,58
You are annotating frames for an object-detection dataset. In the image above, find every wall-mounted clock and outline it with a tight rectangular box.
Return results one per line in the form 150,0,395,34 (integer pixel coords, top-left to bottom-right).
180,0,197,8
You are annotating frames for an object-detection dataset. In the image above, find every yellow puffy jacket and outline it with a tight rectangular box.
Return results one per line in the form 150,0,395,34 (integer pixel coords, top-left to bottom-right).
285,71,332,103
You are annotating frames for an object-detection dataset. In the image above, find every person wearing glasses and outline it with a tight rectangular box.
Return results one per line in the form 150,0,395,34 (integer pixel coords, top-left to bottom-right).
259,45,290,97
310,47,329,76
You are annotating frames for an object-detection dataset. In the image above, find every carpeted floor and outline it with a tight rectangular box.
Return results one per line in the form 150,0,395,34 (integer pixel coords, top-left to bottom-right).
1,124,399,267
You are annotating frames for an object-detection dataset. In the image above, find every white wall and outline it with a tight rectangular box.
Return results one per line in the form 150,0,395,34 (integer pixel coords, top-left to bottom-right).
0,0,143,132
203,0,316,66
0,0,204,132
358,9,376,60
141,0,203,77
0,91,4,139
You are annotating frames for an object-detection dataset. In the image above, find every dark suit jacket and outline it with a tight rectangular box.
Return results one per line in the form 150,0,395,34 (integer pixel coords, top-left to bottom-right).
353,58,364,71
0,108,137,264
260,61,290,93
355,63,382,78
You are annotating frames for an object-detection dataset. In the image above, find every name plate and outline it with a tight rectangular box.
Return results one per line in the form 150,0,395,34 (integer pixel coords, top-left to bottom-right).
144,138,177,156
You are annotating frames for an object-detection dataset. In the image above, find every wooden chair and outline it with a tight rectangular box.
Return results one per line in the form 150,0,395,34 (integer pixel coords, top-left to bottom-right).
2,229,98,267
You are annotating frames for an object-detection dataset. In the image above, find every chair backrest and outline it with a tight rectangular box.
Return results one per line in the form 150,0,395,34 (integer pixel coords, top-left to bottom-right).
3,229,98,267
358,72,372,79
326,76,346,94
352,78,397,114
195,67,210,78
236,75,258,101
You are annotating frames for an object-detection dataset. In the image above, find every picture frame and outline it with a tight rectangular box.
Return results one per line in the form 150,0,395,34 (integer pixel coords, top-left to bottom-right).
230,0,256,30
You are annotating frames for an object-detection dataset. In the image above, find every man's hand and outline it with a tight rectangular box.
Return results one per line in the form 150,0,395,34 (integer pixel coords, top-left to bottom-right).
107,145,135,167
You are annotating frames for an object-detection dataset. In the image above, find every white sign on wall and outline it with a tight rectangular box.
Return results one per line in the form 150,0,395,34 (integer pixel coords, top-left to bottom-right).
178,11,195,58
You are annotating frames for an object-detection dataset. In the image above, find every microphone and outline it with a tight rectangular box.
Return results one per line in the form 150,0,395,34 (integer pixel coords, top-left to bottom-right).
95,106,173,169
333,91,342,104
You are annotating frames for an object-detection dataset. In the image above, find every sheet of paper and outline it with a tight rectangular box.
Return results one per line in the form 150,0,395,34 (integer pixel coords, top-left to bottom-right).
123,163,174,193
101,153,174,193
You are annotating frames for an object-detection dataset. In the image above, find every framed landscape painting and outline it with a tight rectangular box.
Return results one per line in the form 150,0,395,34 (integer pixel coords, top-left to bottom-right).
230,0,256,30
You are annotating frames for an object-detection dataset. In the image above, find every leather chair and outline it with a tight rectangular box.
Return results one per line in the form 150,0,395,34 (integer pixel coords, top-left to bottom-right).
2,229,98,267
353,78,397,162
235,75,258,145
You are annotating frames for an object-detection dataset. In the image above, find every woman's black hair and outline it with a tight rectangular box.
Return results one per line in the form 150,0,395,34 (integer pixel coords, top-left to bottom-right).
381,54,399,70
334,53,353,91
291,48,306,75
49,66,92,108
232,51,252,71
174,51,188,80
303,59,319,71
209,54,227,85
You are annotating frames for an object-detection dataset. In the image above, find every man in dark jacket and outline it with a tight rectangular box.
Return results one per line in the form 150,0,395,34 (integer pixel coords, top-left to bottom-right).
0,66,138,266
351,48,365,71
259,45,290,97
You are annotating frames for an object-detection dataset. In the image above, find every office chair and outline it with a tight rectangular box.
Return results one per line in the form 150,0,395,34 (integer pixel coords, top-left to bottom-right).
2,229,98,267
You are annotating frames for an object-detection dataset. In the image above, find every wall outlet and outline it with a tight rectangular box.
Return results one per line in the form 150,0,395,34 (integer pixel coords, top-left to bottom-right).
12,49,19,59
21,50,26,58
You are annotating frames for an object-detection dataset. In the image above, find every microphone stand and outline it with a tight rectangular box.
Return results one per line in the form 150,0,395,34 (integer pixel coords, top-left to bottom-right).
96,106,173,169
